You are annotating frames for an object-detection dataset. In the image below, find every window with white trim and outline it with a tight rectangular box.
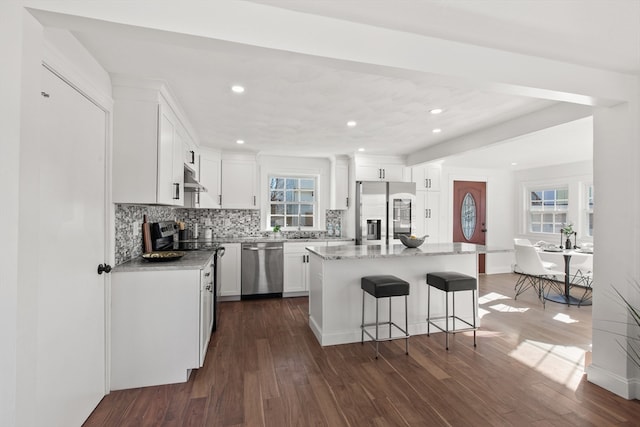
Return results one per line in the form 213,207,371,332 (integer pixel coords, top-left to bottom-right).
528,187,568,233
268,176,316,228
586,184,594,237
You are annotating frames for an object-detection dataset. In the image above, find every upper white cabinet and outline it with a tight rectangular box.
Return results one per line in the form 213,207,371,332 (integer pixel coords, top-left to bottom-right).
354,155,408,182
412,165,441,191
415,191,441,243
112,79,198,206
331,157,349,210
183,134,200,182
220,155,258,209
197,149,222,209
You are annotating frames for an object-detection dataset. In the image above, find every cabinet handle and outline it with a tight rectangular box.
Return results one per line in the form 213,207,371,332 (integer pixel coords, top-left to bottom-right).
195,191,200,205
302,255,306,263
190,150,195,164
253,195,256,206
173,183,180,200
218,195,222,205
428,209,432,219
428,178,432,188
382,169,386,179
378,169,382,179
346,197,349,207
425,179,428,188
425,209,428,219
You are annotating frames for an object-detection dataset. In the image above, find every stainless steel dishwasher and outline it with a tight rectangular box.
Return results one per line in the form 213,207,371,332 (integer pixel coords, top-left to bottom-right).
241,242,284,299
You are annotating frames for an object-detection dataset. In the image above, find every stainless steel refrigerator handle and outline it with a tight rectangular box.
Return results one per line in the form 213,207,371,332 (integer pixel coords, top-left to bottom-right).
242,247,282,251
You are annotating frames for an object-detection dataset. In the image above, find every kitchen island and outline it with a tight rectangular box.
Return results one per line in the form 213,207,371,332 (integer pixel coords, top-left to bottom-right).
305,243,480,346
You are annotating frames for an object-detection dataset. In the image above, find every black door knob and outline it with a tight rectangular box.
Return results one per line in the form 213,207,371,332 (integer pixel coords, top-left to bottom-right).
97,264,112,275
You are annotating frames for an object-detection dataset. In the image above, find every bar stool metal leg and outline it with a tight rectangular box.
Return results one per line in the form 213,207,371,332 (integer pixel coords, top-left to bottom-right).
445,291,449,350
375,297,379,359
405,295,409,355
472,289,477,347
361,290,365,345
427,285,431,336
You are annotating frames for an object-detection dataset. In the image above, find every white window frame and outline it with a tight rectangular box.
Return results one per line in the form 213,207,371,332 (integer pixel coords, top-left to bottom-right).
267,175,318,230
527,186,569,235
585,183,594,237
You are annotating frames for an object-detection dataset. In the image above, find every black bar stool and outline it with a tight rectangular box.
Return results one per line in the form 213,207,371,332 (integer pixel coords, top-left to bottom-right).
361,275,410,359
426,272,477,350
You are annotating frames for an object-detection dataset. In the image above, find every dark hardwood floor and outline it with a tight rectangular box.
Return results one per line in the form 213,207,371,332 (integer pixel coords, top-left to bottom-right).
84,274,639,426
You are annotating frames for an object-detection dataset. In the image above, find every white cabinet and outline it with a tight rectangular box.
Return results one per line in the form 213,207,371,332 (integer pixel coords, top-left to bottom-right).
198,150,222,208
284,242,311,295
112,83,185,206
220,243,241,298
354,155,407,182
331,158,349,210
412,165,441,191
220,157,258,209
111,260,214,390
415,191,441,243
183,136,200,182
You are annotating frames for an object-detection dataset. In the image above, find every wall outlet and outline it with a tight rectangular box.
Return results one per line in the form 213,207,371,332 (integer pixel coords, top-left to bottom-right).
132,221,140,237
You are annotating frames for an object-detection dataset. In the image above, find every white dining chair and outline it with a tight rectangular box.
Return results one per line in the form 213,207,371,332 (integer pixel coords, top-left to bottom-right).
513,238,558,271
513,244,565,307
570,254,593,306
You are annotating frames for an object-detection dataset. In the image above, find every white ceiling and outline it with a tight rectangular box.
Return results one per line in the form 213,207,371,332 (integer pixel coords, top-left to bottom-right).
41,1,638,166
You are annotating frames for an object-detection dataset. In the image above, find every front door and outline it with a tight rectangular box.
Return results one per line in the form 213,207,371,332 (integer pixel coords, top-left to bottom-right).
36,66,107,426
453,181,487,273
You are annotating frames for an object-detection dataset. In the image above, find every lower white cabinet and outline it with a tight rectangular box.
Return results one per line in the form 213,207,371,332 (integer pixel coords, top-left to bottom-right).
284,242,311,295
111,257,214,390
220,243,241,298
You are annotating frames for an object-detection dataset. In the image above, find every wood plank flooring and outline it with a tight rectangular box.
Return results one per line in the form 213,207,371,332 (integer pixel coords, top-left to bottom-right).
84,273,640,426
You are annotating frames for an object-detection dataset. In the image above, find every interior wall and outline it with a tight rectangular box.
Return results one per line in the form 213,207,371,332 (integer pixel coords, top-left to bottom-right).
440,166,515,274
0,2,24,425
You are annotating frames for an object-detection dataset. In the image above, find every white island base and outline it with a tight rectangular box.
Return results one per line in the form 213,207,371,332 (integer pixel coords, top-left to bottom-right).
306,243,479,347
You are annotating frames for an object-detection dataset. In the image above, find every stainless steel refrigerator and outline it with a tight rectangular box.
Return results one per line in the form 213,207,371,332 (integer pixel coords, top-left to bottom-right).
355,181,416,245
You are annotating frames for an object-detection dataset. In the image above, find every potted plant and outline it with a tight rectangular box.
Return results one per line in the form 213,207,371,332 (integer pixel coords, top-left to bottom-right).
272,225,281,238
561,223,576,249
614,284,640,368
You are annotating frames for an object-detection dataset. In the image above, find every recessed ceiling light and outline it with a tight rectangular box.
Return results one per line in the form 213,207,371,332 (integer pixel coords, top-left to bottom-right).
430,108,443,114
358,148,365,152
231,85,245,93
511,162,518,166
432,128,442,134
347,121,357,127
236,139,245,144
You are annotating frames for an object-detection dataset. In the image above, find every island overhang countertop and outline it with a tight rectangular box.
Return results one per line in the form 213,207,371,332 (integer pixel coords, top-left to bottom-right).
306,242,509,261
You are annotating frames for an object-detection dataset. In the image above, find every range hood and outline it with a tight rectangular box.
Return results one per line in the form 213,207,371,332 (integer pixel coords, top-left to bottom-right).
184,167,207,193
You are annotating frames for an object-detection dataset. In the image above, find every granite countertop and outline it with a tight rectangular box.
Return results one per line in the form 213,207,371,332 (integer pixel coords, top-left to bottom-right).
306,242,483,261
204,236,353,244
113,250,215,272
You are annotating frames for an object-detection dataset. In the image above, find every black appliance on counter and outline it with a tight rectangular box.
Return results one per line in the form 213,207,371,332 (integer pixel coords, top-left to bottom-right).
150,221,225,331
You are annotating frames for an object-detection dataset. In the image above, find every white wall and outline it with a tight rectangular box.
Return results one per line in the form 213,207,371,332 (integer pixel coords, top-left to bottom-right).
440,166,516,274
258,155,331,231
514,160,593,245
0,2,24,425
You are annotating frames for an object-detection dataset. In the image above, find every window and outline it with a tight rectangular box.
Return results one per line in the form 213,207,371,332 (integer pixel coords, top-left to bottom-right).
586,184,594,237
528,187,568,233
269,176,316,228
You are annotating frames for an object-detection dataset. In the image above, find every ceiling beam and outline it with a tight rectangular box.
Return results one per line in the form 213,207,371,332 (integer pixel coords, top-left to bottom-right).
407,103,593,166
25,0,636,106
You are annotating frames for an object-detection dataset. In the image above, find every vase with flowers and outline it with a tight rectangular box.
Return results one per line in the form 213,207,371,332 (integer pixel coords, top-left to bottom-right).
561,223,576,249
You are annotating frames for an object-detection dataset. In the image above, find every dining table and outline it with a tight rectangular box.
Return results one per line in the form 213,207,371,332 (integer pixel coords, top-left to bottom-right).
539,247,593,306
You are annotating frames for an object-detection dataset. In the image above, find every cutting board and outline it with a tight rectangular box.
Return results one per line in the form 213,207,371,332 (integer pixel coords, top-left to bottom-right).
142,215,152,253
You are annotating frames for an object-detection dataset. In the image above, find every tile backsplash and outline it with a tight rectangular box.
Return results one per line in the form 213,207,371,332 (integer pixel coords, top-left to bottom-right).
114,205,345,265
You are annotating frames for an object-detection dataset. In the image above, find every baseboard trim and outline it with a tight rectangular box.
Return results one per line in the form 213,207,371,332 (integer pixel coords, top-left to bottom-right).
587,363,639,400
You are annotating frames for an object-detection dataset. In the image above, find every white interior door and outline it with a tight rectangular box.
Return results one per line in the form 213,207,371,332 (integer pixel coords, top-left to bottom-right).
36,66,106,426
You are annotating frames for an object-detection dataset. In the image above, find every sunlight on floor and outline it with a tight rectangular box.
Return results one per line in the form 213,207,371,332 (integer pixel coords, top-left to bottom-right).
553,313,579,324
508,339,586,390
478,292,511,305
489,303,529,313
478,307,491,319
